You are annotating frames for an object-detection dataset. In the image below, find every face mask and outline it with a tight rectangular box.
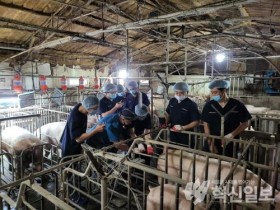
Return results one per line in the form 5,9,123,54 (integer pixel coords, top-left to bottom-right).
211,95,221,102
130,90,137,95
118,92,125,97
175,95,186,102
110,93,117,99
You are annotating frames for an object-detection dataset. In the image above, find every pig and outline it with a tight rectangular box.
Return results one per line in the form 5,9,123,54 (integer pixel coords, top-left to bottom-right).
35,122,66,157
157,149,280,209
1,126,43,179
157,149,268,188
147,184,206,210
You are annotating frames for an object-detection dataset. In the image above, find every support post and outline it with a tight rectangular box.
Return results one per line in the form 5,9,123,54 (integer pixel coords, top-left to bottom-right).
101,177,108,210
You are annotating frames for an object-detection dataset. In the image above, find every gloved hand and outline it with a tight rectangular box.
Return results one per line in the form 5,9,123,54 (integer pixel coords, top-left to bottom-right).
222,133,233,147
224,133,234,139
138,143,146,152
171,125,183,131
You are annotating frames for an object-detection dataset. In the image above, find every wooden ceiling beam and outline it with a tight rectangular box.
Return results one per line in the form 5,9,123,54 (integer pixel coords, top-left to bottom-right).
2,0,256,63
238,5,277,54
0,17,123,49
44,48,113,61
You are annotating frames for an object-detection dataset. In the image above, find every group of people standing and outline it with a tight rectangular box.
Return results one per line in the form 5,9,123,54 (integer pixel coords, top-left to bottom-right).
60,78,252,158
60,80,151,157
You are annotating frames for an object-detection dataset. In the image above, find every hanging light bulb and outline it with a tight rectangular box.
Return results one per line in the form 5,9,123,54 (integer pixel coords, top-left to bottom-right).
215,53,226,63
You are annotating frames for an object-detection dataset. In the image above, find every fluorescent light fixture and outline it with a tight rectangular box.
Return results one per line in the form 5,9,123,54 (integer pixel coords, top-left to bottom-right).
215,53,226,63
118,69,127,78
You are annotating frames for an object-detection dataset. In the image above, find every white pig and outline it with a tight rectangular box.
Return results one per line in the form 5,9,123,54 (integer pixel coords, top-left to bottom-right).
1,126,43,179
35,122,66,156
157,149,268,187
157,149,280,209
147,184,206,210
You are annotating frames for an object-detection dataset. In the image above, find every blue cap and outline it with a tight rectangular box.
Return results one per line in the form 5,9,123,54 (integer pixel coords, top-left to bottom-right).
82,96,99,110
135,104,149,117
116,84,125,93
173,82,189,92
127,81,138,89
103,83,117,92
209,79,230,89
121,109,135,120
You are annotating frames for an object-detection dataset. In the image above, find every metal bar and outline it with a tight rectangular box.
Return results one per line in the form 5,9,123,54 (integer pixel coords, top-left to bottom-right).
184,43,187,80
0,155,84,191
0,114,41,122
143,171,147,210
128,166,132,210
165,20,170,82
207,137,254,209
101,177,108,210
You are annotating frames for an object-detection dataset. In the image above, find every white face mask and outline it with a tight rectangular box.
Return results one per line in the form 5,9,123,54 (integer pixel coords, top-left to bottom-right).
175,95,186,102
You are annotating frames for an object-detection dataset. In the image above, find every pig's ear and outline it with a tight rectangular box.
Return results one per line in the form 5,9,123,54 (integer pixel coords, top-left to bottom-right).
148,185,152,191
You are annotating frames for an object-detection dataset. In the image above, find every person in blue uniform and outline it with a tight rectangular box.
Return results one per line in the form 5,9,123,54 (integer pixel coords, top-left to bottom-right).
99,83,124,118
201,79,252,157
123,81,150,139
165,82,201,147
124,81,150,112
86,109,135,152
116,84,126,102
60,96,105,157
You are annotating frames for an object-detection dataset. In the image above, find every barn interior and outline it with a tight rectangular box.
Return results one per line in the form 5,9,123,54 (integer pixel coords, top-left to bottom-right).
0,0,280,210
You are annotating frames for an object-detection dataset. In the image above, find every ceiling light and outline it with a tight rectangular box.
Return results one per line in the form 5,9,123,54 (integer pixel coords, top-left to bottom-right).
215,53,226,63
118,69,127,78
216,53,226,63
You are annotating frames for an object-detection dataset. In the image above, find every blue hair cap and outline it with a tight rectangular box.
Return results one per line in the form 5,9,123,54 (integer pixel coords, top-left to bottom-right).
127,81,138,89
116,84,125,93
135,104,149,117
173,82,189,92
208,79,230,89
103,83,117,92
82,96,99,109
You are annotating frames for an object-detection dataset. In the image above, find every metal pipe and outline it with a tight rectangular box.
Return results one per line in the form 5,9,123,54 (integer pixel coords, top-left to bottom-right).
184,43,188,80
101,177,108,210
0,155,84,191
128,166,132,210
207,137,255,209
165,20,170,83
204,53,207,76
125,29,128,75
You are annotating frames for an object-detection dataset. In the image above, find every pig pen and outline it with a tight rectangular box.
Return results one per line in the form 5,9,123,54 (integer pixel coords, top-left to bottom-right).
0,106,69,132
0,108,69,183
250,111,280,135
0,128,279,210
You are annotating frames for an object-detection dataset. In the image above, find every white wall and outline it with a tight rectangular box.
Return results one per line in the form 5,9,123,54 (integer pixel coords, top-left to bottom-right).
0,62,110,91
